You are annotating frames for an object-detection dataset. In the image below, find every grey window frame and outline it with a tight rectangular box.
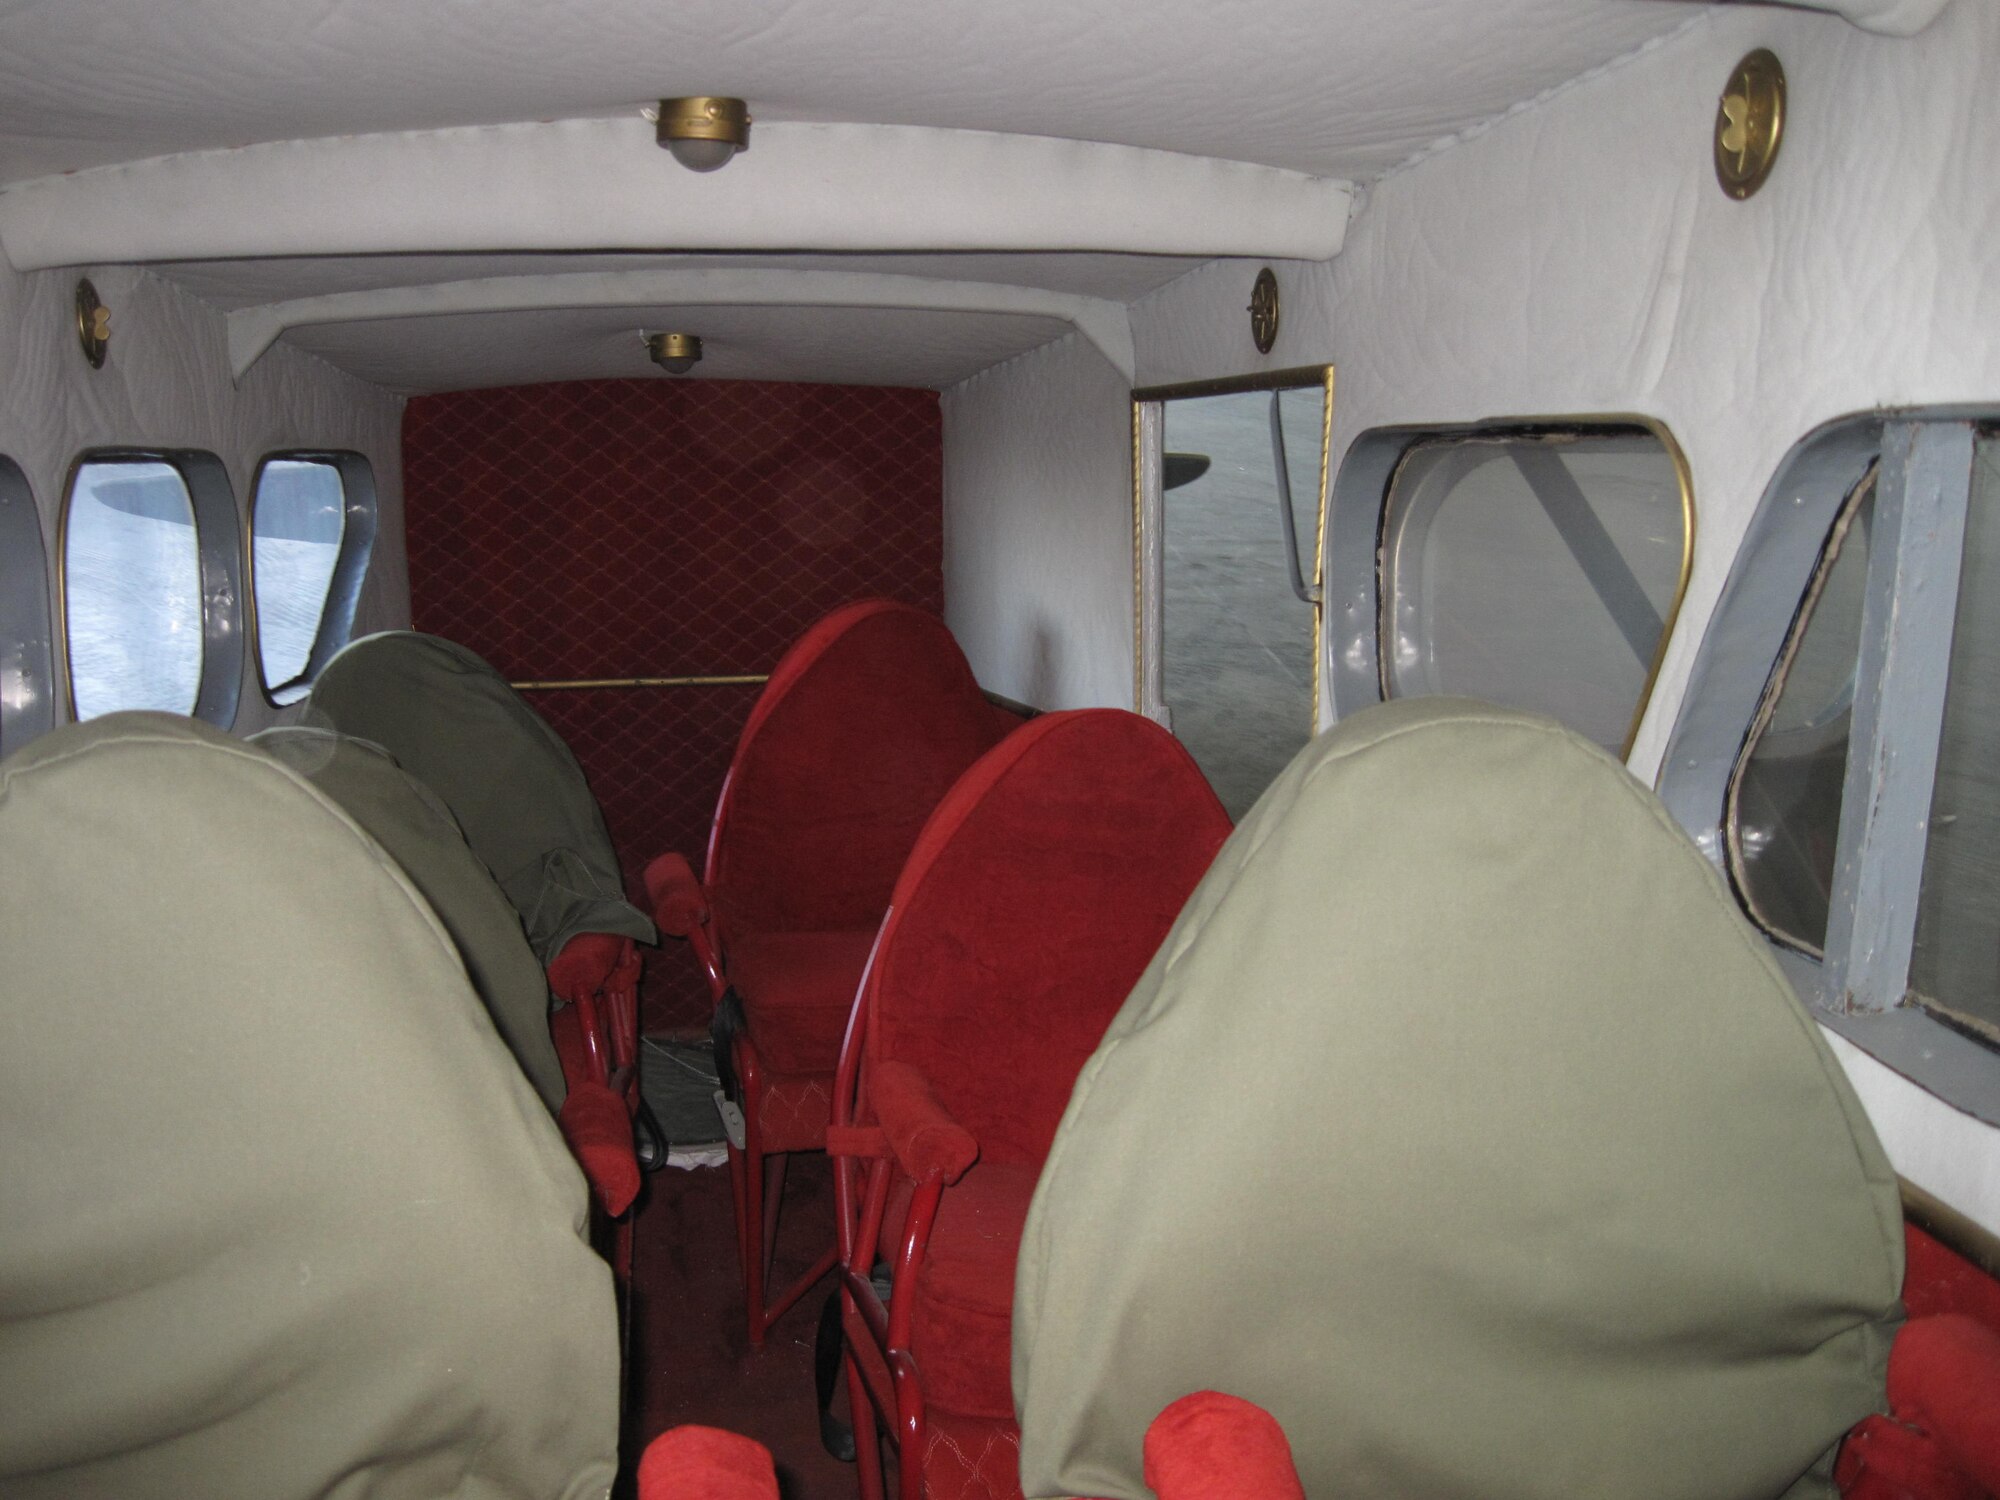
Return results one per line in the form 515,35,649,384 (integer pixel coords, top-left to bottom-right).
1326,416,1695,758
0,456,55,754
1659,409,2000,1125
247,450,378,707
58,447,244,727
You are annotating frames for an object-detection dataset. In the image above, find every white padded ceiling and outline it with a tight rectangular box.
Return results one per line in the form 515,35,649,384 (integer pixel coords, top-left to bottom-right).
0,0,1699,186
0,0,1916,394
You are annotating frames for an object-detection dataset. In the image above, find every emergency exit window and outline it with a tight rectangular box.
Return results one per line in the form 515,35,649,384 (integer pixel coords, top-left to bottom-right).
252,458,347,703
63,458,203,719
1377,426,1691,754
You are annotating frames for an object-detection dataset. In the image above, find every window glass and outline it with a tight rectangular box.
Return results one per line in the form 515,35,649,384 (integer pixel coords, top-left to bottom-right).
1726,474,1874,954
1910,435,2000,1041
1161,386,1323,818
63,459,202,719
253,459,347,703
1378,429,1688,752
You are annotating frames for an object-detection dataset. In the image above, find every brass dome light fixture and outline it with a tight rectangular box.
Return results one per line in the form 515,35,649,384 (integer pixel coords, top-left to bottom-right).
647,331,704,374
656,96,751,172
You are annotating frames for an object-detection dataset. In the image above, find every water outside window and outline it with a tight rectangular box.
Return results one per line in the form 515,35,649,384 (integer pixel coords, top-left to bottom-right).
64,460,202,719
253,459,346,702
1161,388,1323,819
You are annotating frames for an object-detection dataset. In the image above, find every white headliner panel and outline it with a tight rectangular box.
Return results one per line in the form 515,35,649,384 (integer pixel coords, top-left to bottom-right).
152,252,1209,312
0,1,1697,185
0,122,1353,272
280,303,1082,394
228,270,1136,383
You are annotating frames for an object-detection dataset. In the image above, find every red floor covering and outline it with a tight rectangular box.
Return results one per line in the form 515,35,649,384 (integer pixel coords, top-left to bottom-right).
625,1151,856,1500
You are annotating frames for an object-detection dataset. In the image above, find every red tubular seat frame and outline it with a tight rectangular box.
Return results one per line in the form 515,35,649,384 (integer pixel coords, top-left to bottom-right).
827,709,1231,1500
647,600,1017,1343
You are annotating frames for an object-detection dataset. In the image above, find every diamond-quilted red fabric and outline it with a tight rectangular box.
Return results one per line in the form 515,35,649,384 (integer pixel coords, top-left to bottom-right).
402,379,944,1031
924,1411,1024,1500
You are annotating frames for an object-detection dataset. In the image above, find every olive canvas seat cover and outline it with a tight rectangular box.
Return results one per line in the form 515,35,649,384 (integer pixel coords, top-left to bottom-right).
0,714,619,1500
1013,699,1904,1500
307,631,654,964
254,725,567,1112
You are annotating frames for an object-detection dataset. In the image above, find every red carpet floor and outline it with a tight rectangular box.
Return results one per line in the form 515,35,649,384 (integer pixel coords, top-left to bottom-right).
625,1151,857,1500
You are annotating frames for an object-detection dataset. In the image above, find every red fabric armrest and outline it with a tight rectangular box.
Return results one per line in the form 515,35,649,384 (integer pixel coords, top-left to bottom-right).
548,930,628,1007
1144,1392,1306,1500
557,1080,639,1218
871,1059,978,1185
645,852,711,939
638,1425,779,1500
1889,1314,2000,1493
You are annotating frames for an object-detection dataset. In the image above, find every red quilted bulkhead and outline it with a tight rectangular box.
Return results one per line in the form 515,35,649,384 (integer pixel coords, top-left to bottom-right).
403,378,944,1029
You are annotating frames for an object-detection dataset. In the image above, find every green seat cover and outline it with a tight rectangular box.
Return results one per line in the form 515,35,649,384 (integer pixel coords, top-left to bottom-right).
254,725,567,1112
307,632,654,964
1014,698,1903,1500
0,714,619,1500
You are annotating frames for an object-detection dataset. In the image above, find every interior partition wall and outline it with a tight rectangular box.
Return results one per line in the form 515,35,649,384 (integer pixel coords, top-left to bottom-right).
401,377,945,1030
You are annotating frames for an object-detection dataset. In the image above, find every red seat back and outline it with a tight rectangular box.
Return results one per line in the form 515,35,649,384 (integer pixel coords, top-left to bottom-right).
707,600,1011,937
862,709,1231,1167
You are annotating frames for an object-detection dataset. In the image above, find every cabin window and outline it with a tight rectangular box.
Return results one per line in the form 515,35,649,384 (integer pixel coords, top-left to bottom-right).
0,456,55,754
60,451,244,726
250,453,377,705
1726,471,1875,954
1659,412,2000,1125
1908,435,2000,1045
1132,367,1334,819
1375,426,1691,755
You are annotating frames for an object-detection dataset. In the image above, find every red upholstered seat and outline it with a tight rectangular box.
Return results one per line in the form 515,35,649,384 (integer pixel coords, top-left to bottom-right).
907,1162,1038,1421
646,600,1017,1343
731,929,879,1076
830,708,1232,1500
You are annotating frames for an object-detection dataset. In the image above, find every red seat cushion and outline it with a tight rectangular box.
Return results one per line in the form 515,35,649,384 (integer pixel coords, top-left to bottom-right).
731,928,877,1076
908,1162,1039,1421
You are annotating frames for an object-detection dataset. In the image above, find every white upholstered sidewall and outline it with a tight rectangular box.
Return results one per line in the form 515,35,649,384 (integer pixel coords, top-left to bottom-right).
1130,0,2000,1232
0,258,406,736
942,332,1133,712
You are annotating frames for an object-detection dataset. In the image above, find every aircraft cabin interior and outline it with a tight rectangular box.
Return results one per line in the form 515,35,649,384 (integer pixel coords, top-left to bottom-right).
3,2,2000,1498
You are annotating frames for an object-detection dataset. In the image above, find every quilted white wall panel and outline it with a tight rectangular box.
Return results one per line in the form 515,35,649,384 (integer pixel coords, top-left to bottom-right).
1130,0,2000,1230
942,333,1133,713
0,260,405,737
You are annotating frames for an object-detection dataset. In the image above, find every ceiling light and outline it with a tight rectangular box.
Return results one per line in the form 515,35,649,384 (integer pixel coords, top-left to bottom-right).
647,332,703,374
655,97,750,172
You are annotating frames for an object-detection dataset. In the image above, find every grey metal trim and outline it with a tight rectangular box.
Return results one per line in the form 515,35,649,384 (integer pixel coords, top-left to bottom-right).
250,451,379,707
0,456,55,754
1822,421,1975,1012
1658,407,2000,1126
1657,414,1885,849
1325,427,1405,720
59,448,244,728
1820,1007,2000,1126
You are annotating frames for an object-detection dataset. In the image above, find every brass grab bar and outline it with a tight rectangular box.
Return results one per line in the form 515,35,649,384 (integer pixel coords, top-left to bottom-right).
509,674,771,691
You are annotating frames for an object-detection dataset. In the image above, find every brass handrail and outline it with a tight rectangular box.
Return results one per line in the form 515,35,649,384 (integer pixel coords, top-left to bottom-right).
509,673,770,691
